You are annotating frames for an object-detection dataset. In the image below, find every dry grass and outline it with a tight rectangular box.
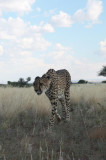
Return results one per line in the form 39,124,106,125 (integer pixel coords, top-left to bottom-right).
70,83,106,107
0,87,51,118
0,84,106,160
0,84,105,117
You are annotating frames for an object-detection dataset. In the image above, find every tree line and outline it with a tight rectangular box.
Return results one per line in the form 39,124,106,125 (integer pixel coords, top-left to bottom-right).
8,77,31,87
0,66,105,87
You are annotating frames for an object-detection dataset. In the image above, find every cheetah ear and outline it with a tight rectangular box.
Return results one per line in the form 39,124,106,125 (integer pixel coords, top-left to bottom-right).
35,76,40,80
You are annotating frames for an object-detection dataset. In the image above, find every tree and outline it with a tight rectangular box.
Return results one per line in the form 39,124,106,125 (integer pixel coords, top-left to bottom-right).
98,66,106,77
18,78,26,87
18,78,25,83
78,79,88,84
26,77,31,83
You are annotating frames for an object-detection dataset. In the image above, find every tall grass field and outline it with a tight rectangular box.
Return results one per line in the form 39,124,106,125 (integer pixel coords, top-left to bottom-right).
0,84,106,160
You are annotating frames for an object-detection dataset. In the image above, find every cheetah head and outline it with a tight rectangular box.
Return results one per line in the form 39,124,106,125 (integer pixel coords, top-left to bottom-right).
33,74,51,95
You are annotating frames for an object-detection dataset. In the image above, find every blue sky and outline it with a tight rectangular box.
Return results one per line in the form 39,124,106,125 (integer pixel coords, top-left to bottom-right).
0,0,106,83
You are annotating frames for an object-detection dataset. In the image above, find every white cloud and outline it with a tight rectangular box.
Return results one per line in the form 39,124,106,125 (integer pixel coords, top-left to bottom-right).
31,22,55,33
44,9,57,17
54,43,73,58
87,0,103,22
0,17,27,40
19,51,32,56
51,11,73,27
0,17,52,51
0,45,3,56
20,38,33,49
47,43,73,59
73,9,86,22
51,0,103,28
0,0,36,15
73,0,103,26
55,43,72,52
43,23,54,33
18,34,51,51
100,39,106,57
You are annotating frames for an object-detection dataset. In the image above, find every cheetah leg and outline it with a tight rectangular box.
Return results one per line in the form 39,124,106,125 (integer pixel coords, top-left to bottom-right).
56,110,61,123
65,89,71,121
49,100,58,128
59,98,66,121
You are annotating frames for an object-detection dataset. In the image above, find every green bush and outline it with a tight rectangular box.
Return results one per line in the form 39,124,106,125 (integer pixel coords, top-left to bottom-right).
78,79,88,84
102,80,106,83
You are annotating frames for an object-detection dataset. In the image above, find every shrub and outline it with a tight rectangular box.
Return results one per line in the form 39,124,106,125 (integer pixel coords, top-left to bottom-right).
78,79,88,84
102,80,106,83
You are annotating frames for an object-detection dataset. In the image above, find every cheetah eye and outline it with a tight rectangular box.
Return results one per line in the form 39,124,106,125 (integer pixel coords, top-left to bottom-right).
40,83,43,86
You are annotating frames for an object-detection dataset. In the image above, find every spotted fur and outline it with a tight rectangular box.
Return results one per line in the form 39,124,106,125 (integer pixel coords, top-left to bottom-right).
33,69,71,128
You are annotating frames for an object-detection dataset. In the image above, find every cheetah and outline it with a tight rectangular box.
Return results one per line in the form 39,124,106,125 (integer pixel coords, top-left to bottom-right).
33,69,71,128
